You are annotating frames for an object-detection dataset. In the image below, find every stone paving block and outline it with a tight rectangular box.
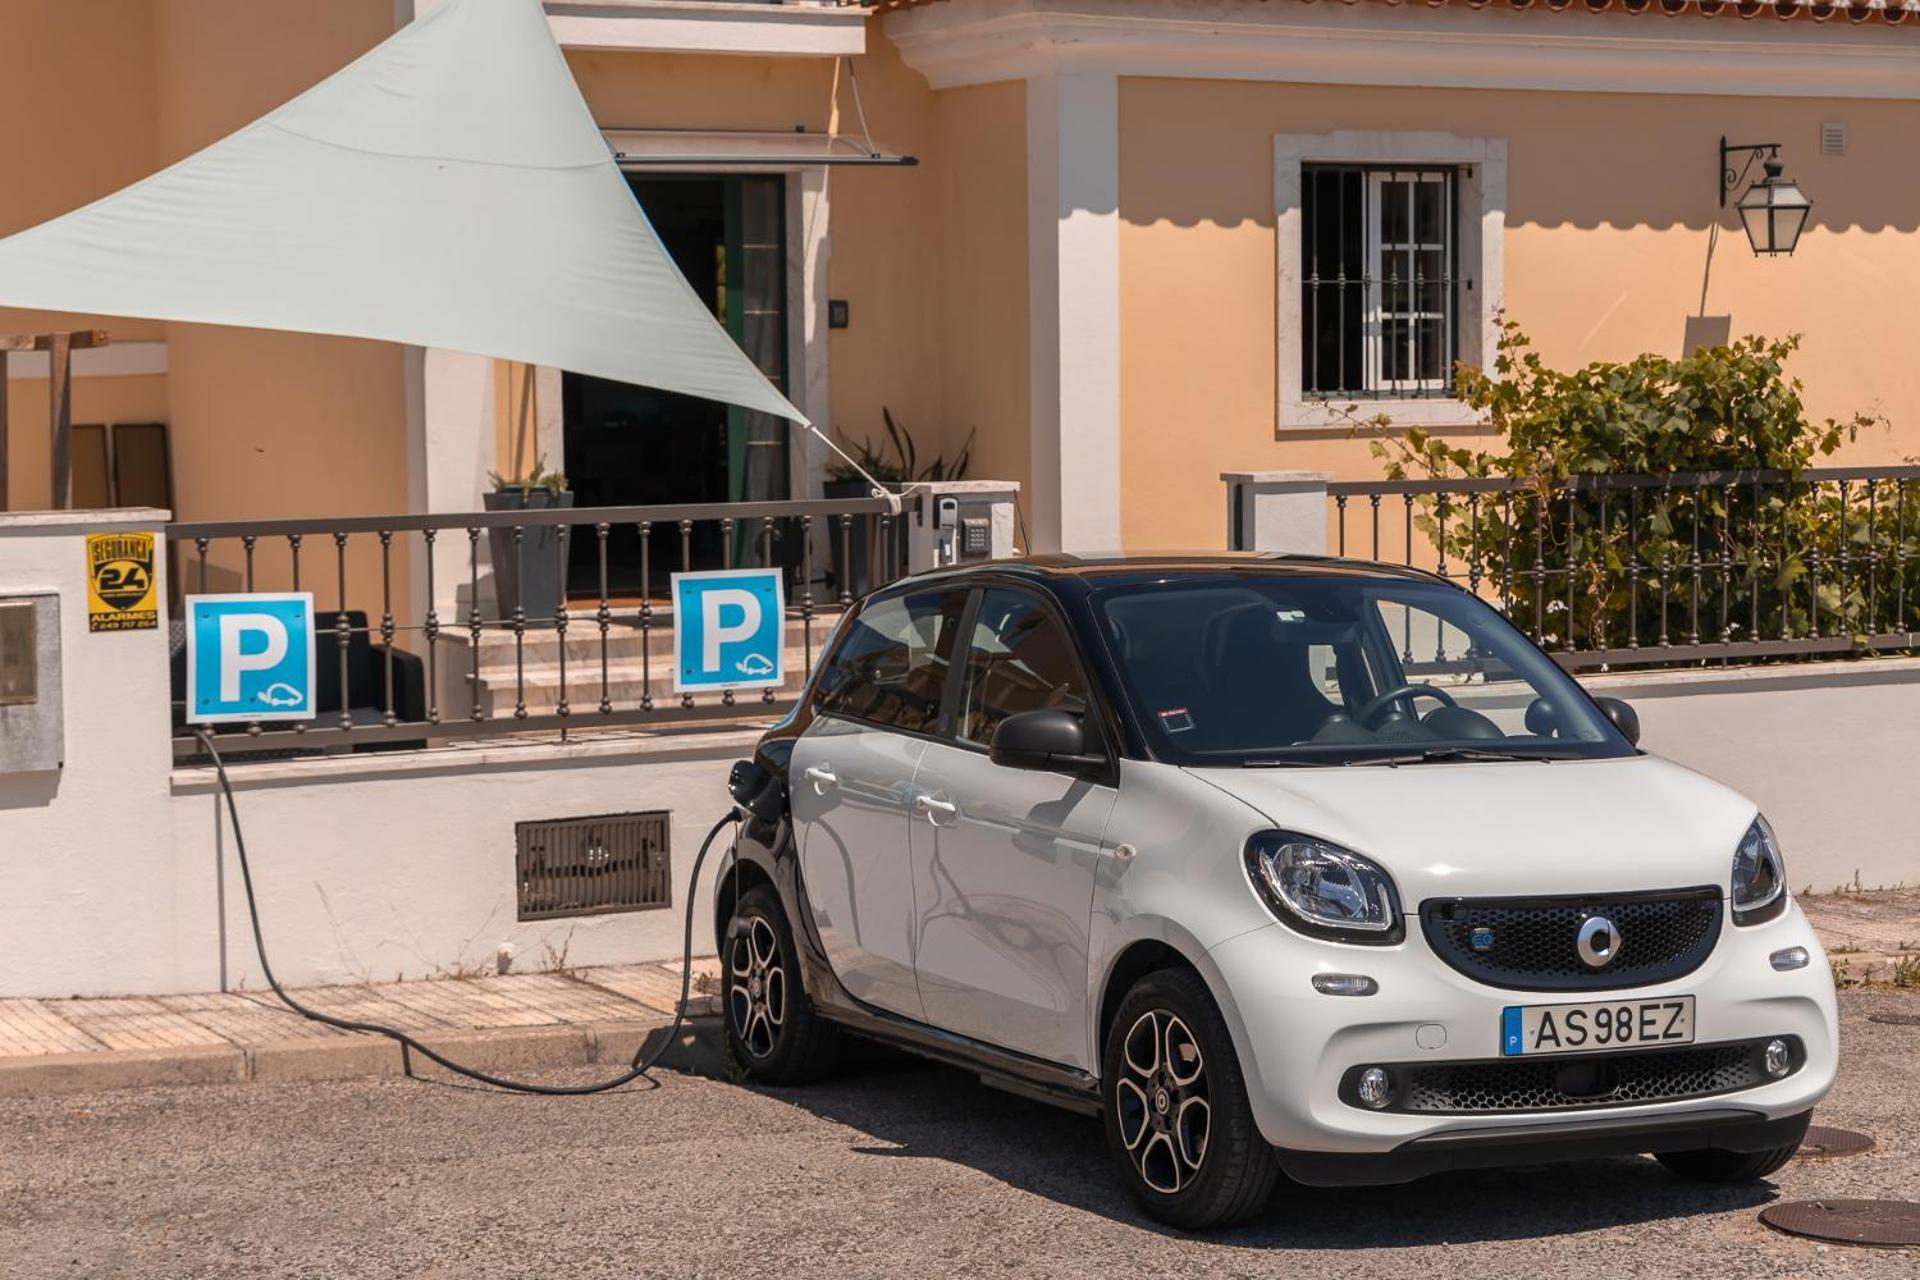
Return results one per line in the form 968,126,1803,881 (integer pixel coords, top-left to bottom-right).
239,984,454,1034
0,1000,106,1057
158,992,351,1045
371,977,560,1029
473,972,657,1024
575,964,694,1014
52,998,234,1053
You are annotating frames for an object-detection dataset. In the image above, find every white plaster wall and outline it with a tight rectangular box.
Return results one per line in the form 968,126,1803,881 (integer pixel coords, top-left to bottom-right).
167,734,755,994
1585,662,1920,896
0,511,189,998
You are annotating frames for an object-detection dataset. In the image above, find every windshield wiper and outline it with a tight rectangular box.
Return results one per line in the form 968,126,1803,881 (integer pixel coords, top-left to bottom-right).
1239,757,1340,769
1345,747,1565,768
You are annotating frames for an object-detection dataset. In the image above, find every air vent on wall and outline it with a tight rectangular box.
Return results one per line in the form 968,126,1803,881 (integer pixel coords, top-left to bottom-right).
1820,122,1847,156
516,810,672,920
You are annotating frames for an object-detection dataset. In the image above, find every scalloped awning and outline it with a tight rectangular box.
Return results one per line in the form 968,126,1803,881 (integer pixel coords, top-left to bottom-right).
875,0,1920,27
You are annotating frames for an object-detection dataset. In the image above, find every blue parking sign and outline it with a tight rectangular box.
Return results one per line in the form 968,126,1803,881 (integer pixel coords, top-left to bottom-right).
671,569,784,694
185,592,316,724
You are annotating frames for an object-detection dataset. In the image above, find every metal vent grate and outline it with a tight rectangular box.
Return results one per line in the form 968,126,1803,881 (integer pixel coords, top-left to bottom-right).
516,810,671,921
1821,121,1847,155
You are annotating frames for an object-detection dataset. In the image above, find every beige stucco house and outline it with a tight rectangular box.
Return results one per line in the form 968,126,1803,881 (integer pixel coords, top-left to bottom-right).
1,0,1917,563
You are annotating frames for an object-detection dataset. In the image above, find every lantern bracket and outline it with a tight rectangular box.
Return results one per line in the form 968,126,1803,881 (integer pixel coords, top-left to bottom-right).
1719,137,1780,209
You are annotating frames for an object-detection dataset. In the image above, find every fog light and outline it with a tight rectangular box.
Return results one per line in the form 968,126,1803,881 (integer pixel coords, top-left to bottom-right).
1311,973,1379,997
1770,946,1810,972
1357,1066,1394,1110
1763,1038,1793,1079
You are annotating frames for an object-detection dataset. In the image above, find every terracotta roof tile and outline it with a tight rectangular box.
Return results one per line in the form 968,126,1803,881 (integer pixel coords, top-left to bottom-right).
873,0,1920,28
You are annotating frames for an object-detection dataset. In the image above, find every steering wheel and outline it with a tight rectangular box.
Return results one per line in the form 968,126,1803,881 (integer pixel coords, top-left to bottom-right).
1350,682,1457,727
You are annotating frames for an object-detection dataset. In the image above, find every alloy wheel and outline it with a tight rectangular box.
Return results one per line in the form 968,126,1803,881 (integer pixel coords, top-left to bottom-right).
1113,1009,1211,1194
728,914,786,1059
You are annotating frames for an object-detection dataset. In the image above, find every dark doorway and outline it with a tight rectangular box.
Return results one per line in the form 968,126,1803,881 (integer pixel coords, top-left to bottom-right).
563,174,790,595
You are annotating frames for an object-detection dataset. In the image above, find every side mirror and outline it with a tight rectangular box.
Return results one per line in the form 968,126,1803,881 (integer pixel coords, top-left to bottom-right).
989,709,1105,774
1594,696,1640,747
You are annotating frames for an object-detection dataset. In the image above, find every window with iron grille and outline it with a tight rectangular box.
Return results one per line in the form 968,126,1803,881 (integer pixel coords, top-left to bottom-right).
1302,164,1461,399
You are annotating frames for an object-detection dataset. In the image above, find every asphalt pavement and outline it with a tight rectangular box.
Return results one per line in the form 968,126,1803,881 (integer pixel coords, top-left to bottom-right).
2,991,1916,1279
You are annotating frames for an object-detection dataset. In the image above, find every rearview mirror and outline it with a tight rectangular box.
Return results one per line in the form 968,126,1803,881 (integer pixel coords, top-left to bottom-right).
989,709,1105,774
1593,696,1640,747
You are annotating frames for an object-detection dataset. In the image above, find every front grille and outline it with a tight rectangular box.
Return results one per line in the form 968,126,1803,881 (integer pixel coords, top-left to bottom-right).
1344,1039,1793,1114
1420,888,1723,991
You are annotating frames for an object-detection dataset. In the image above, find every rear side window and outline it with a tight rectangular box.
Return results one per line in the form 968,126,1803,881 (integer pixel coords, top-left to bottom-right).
954,588,1091,746
813,589,969,734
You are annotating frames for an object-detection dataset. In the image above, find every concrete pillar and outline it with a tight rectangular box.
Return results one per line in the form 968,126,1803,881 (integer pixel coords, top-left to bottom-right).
1027,73,1120,555
905,481,1021,573
1222,471,1332,555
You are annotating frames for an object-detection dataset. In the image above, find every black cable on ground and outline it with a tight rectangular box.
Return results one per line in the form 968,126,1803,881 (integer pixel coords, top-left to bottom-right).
193,728,737,1096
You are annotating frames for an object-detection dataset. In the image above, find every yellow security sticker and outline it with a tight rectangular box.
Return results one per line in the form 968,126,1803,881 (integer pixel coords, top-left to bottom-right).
86,531,159,633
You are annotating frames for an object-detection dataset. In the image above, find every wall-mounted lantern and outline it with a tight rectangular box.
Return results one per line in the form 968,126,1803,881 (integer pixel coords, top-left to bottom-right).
1720,138,1813,257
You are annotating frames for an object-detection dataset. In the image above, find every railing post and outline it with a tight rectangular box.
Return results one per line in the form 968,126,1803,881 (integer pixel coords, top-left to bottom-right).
905,481,1021,574
1220,471,1332,555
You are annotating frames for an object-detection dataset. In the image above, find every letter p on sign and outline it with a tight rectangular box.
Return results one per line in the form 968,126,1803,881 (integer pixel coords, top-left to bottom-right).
186,592,316,723
671,569,784,694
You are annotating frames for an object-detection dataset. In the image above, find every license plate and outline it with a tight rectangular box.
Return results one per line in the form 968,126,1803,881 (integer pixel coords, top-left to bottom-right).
1500,996,1695,1057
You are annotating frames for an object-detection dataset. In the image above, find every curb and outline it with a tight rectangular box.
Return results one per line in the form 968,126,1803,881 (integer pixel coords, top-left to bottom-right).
0,1008,726,1098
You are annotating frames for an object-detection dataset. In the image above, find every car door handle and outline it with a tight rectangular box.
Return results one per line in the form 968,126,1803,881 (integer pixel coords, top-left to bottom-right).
913,794,958,822
802,765,838,792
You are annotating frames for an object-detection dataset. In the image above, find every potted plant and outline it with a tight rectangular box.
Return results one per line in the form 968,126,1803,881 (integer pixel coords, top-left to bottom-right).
482,456,574,623
825,408,973,597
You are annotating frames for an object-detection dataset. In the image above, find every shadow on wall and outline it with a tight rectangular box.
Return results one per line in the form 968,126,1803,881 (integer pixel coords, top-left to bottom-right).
0,770,59,810
1111,82,1920,234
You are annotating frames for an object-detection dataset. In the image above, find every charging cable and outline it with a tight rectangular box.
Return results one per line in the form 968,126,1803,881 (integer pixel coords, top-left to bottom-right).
193,728,738,1096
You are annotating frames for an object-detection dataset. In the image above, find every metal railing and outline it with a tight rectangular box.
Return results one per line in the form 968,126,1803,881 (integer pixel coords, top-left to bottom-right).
1329,466,1920,671
166,496,911,760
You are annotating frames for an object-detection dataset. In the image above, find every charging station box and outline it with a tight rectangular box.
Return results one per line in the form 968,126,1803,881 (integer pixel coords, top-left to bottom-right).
0,593,63,773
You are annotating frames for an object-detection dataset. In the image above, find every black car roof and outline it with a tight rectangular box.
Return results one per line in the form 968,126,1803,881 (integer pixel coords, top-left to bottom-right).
891,552,1448,594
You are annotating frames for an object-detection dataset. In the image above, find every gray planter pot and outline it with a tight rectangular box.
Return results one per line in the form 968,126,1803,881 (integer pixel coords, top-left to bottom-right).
483,488,575,622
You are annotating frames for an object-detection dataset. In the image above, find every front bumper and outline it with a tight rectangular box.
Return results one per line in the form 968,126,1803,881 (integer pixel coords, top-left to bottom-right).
1208,897,1837,1161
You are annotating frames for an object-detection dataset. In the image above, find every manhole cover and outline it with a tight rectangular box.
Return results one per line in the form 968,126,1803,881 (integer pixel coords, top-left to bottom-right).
1799,1126,1875,1159
1869,1012,1920,1027
1760,1200,1920,1248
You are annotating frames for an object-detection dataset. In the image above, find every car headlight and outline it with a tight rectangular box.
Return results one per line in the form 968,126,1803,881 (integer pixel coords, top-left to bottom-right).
1731,814,1787,925
1244,831,1403,944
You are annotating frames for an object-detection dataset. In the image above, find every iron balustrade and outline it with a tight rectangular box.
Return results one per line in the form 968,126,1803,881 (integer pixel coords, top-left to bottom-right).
165,496,911,760
1327,466,1920,671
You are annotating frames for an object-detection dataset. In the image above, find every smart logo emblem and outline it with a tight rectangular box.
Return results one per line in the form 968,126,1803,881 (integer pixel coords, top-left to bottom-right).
670,569,784,694
185,592,317,724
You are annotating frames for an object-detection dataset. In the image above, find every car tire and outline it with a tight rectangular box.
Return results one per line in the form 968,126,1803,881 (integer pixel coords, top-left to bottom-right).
723,885,839,1084
1655,1143,1799,1183
1101,967,1280,1230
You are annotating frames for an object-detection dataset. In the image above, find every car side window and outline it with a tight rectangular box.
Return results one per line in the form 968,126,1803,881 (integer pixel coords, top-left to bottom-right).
813,589,969,734
954,588,1091,747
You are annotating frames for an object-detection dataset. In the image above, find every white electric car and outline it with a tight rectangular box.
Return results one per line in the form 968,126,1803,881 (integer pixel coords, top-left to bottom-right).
717,555,1836,1229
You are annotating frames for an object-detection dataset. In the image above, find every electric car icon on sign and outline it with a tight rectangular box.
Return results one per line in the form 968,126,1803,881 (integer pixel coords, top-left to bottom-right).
717,554,1836,1230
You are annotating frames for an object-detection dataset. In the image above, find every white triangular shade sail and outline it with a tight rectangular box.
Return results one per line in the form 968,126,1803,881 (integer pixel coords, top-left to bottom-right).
0,0,802,423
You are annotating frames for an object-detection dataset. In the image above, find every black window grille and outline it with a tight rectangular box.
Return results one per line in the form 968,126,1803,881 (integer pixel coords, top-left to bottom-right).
1302,164,1462,400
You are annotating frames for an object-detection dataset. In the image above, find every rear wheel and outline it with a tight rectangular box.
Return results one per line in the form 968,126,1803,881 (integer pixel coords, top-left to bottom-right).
1101,968,1279,1230
1656,1144,1798,1183
723,885,839,1083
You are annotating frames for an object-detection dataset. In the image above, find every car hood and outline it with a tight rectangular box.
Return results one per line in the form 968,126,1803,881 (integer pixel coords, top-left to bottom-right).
1185,754,1757,905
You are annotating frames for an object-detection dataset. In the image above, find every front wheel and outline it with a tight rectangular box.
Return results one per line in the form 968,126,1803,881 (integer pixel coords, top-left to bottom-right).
1101,968,1280,1230
1655,1144,1798,1183
723,885,839,1084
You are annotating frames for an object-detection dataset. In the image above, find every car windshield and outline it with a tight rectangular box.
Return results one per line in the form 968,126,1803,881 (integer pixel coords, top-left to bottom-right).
1093,574,1634,767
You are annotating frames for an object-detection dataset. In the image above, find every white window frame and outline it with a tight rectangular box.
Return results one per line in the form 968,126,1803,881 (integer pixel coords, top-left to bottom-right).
1276,131,1505,431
